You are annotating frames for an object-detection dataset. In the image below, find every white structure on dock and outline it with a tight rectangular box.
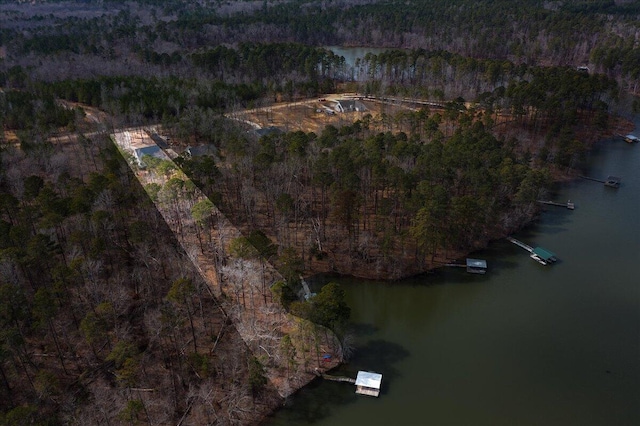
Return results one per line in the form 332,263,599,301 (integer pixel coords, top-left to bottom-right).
355,371,383,397
300,275,316,301
507,237,558,265
466,258,487,274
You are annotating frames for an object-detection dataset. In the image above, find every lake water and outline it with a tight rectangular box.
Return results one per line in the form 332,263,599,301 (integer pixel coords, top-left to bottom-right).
325,46,396,80
265,115,640,425
326,46,394,67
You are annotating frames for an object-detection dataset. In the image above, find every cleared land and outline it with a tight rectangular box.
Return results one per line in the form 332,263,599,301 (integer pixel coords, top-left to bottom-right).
229,94,431,134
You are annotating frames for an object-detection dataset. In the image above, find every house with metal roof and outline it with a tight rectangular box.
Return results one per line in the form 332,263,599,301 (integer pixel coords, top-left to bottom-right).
355,371,382,397
133,145,164,167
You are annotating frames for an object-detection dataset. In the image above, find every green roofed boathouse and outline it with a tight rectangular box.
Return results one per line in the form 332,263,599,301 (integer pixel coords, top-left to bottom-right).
530,247,557,265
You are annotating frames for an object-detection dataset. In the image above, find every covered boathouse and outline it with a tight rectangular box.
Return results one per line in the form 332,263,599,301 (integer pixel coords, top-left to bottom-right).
530,247,557,265
355,371,383,397
466,258,487,274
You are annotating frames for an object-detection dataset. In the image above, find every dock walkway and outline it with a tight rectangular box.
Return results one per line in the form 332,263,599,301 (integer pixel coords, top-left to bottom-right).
314,369,356,384
580,175,621,187
300,275,316,300
537,200,575,210
579,175,605,183
507,237,533,253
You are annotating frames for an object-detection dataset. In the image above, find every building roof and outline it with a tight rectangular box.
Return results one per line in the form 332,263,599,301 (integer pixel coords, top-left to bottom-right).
132,144,167,167
253,126,282,137
185,145,218,157
334,99,367,112
532,247,556,261
150,133,169,149
134,145,161,156
466,258,487,269
355,371,382,389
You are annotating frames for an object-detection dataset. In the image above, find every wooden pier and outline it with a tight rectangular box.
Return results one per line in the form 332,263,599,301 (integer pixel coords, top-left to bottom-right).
537,200,575,210
322,374,356,384
314,369,356,384
579,175,621,188
507,237,533,253
300,275,316,300
579,175,605,183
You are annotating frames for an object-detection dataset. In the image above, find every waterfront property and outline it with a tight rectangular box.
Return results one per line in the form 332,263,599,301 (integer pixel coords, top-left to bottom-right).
355,371,383,397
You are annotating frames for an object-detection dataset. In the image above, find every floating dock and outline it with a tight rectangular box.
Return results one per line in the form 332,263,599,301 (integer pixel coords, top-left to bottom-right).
604,176,621,188
537,200,575,210
507,237,557,265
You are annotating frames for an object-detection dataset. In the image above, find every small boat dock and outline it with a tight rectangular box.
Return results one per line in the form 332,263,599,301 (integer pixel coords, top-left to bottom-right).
315,369,383,397
537,200,575,210
507,237,558,265
618,133,639,143
579,175,621,188
445,258,488,274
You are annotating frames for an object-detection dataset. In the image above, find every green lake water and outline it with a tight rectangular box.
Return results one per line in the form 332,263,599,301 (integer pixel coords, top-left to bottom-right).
265,111,640,426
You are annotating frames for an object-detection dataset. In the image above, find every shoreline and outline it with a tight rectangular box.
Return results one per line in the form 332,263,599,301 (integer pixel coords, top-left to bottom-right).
299,113,635,282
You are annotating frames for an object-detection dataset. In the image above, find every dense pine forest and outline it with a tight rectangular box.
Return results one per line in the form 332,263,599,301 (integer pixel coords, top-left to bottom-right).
0,0,638,424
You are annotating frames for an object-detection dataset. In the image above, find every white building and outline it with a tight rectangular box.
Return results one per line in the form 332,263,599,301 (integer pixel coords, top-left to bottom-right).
355,371,382,397
334,99,367,113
